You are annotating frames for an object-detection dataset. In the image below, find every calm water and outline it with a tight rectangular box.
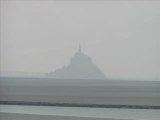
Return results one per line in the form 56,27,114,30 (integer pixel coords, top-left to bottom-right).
0,105,160,120
1,78,160,106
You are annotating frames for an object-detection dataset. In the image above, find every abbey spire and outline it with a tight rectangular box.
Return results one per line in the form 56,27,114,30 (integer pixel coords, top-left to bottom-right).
78,44,82,53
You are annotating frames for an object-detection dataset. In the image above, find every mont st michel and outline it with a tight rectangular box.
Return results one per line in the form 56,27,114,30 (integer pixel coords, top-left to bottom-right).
0,1,160,119
46,45,106,80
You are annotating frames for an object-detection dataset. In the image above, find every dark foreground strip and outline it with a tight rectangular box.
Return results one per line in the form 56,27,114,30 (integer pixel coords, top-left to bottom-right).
0,101,160,109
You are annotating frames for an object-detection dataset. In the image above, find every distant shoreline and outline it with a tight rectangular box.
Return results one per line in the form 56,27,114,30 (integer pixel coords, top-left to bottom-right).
0,101,160,109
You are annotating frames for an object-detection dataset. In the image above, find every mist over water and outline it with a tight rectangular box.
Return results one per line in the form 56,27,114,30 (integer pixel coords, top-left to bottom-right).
0,0,160,80
0,1,160,120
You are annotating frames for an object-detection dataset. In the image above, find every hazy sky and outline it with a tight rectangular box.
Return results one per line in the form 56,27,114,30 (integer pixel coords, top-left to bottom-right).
0,0,160,80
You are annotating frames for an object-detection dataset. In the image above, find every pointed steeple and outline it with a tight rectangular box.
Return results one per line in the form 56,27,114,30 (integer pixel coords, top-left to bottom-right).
47,44,106,79
78,44,82,53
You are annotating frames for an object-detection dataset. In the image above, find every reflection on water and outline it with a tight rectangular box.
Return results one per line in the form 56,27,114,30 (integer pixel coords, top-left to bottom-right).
0,105,160,120
0,113,128,120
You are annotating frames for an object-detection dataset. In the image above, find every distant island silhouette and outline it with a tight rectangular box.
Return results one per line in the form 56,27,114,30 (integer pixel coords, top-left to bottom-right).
46,45,106,79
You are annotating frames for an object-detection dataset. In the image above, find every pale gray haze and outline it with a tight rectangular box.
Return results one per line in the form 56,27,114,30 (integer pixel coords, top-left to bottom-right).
0,0,160,80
